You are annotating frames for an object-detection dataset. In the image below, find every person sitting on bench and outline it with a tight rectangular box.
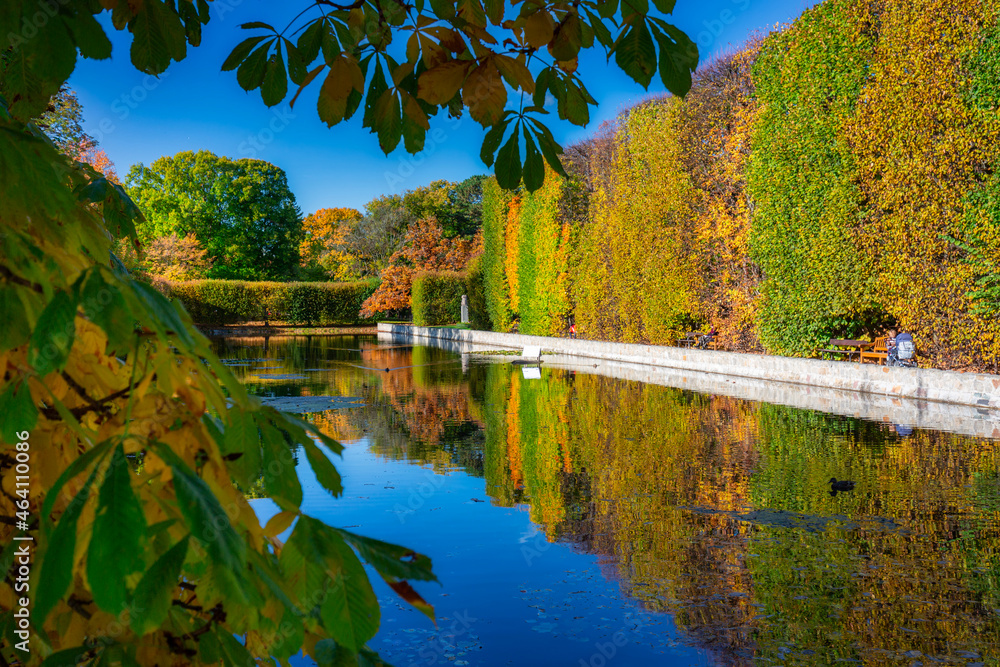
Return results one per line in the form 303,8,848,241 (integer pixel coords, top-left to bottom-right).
698,325,718,349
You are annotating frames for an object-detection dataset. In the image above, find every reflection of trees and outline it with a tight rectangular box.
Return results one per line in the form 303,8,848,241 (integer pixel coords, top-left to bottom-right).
480,364,1000,665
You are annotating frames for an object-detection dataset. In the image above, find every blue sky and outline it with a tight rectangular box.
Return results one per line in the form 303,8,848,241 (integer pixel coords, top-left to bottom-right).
68,0,817,215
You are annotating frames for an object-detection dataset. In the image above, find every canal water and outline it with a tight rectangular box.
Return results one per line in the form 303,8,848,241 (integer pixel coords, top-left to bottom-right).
212,334,1000,667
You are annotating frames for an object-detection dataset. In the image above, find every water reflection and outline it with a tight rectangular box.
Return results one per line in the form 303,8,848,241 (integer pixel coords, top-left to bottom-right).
214,336,1000,665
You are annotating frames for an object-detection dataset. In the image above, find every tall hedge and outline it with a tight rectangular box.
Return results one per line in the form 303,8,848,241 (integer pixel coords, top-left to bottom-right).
162,279,379,325
482,177,514,332
847,0,1000,368
575,100,700,345
470,0,1000,370
517,166,574,336
411,271,465,326
747,0,877,356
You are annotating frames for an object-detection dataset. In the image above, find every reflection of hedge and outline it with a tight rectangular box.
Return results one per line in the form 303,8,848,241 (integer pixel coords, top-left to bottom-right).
161,279,378,325
411,271,465,326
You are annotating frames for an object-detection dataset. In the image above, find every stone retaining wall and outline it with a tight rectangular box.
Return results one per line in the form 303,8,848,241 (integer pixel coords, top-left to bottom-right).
377,324,1000,437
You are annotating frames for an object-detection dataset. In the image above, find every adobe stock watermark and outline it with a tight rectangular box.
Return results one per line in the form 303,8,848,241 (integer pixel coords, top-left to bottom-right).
5,0,73,50
238,106,296,159
393,470,448,523
406,609,478,666
695,0,754,53
578,615,653,667
89,72,171,145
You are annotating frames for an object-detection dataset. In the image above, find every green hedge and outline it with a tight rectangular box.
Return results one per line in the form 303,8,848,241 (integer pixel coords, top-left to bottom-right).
161,279,379,325
465,256,490,330
412,271,465,326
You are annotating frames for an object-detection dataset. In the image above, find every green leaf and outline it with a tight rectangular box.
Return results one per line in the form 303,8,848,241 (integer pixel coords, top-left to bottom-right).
651,0,676,12
130,0,187,75
40,647,92,667
614,21,657,89
285,517,379,653
68,12,113,60
621,0,649,17
430,0,457,20
41,440,115,521
527,118,568,178
34,463,101,626
532,67,551,108
131,535,189,636
153,443,246,573
597,0,619,20
28,289,77,375
216,626,257,667
297,19,325,64
522,126,544,192
240,21,275,31
257,414,303,507
222,406,262,489
88,444,147,613
237,42,272,91
654,23,697,96
130,280,195,349
272,605,306,659
583,9,614,50
0,380,37,442
222,35,267,72
494,129,522,191
334,529,436,584
80,269,134,354
363,60,390,130
0,285,33,350
300,435,344,497
262,51,289,106
374,91,403,154
480,117,510,166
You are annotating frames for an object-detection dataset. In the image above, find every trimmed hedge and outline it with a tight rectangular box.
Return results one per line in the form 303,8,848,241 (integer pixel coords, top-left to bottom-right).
161,279,379,325
412,271,466,326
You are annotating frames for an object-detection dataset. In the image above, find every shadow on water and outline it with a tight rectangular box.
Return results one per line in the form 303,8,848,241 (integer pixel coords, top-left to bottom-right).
213,335,1000,666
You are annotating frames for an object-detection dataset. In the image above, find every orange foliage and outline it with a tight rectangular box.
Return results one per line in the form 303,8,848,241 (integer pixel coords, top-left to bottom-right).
359,217,482,317
70,140,120,183
299,207,362,280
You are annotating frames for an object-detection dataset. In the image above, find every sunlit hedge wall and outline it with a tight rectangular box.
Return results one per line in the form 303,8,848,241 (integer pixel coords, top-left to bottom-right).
161,279,378,325
748,0,877,355
475,0,1000,369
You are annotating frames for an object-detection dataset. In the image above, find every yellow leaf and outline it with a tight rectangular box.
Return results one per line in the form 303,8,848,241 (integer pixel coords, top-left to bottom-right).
464,61,506,126
494,54,535,93
417,59,474,105
263,510,298,538
523,10,555,48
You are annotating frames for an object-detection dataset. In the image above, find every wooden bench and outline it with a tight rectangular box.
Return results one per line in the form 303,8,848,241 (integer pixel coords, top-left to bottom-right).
678,332,719,350
820,338,871,362
860,336,889,364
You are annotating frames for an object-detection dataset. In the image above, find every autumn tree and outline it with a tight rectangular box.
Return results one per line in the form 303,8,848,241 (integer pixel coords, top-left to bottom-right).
299,207,363,280
360,217,483,317
146,233,214,280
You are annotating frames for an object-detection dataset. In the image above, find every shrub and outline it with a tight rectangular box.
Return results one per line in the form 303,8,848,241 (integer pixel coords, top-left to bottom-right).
412,271,466,326
160,279,378,325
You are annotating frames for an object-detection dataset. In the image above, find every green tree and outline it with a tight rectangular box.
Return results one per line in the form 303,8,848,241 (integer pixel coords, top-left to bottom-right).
126,151,304,280
34,85,93,157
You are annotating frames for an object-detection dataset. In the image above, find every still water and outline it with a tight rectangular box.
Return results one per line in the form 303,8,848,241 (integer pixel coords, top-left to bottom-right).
212,334,1000,667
